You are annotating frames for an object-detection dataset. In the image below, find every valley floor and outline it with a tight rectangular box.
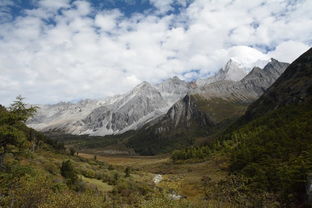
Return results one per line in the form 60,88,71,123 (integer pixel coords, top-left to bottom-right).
79,153,228,201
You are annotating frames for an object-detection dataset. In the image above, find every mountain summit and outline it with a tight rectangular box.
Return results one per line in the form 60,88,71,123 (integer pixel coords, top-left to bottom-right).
196,58,270,86
244,48,312,120
217,58,249,81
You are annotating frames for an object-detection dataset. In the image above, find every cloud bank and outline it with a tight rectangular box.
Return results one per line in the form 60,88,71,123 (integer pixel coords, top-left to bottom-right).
0,0,311,105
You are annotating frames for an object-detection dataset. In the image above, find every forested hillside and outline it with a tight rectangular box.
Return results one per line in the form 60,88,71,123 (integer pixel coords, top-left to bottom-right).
172,48,312,207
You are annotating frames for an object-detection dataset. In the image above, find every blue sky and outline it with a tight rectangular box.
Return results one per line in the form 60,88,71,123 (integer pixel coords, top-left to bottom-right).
3,0,153,18
0,0,311,105
1,0,193,21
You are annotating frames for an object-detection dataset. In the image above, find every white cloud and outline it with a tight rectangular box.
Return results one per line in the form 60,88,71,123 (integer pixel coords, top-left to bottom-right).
149,0,174,14
38,0,70,11
268,41,310,63
226,46,269,67
95,10,121,31
0,0,311,105
0,0,14,23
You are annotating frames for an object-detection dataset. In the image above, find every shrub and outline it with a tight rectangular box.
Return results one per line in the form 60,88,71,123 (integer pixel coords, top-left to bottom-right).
60,160,78,186
124,167,131,177
69,148,76,156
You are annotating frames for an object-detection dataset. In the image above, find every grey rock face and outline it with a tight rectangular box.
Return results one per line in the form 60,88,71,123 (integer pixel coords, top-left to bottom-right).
81,82,168,135
165,95,214,128
240,59,290,96
155,76,191,106
27,99,103,134
28,77,190,135
244,48,312,120
196,59,289,102
139,94,214,136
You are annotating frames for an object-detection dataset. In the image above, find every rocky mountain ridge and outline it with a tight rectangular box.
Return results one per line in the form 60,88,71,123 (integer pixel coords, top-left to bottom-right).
27,58,289,136
244,48,312,121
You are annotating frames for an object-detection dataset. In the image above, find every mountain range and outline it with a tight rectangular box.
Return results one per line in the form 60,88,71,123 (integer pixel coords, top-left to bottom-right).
27,58,289,139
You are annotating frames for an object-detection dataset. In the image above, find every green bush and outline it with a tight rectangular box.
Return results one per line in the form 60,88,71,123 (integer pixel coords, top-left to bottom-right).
124,167,131,177
60,160,78,186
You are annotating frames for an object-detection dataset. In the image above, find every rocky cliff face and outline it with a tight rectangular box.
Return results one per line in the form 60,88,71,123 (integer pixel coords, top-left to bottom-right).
159,95,214,130
81,82,168,135
155,76,192,106
244,48,312,120
240,58,290,96
197,59,289,102
126,94,217,155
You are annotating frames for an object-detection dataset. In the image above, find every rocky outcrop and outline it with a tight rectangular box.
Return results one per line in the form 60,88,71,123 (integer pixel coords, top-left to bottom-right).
240,58,290,96
157,94,214,131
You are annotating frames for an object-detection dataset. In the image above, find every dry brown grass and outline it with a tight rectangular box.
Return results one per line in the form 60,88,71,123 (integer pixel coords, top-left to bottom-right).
79,152,228,201
79,153,169,168
80,175,113,192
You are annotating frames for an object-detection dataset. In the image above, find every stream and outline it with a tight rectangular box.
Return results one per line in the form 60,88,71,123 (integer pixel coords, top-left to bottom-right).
153,174,184,200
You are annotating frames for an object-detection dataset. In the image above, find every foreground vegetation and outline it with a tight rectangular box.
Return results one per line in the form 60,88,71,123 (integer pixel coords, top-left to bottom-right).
0,97,236,207
39,94,312,206
171,104,312,207
0,97,158,207
1,98,312,207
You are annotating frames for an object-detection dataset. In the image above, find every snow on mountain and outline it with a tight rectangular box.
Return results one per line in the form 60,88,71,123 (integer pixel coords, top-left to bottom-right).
217,58,249,81
196,57,270,86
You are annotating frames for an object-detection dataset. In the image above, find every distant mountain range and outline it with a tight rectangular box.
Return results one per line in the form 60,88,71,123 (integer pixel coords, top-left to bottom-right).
27,58,289,138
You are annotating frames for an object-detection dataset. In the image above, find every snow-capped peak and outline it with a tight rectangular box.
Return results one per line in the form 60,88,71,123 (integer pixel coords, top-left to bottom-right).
218,58,249,81
228,56,270,70
223,58,243,72
196,56,272,87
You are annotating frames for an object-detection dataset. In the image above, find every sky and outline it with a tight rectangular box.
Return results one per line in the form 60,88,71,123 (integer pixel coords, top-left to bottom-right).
0,0,311,105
